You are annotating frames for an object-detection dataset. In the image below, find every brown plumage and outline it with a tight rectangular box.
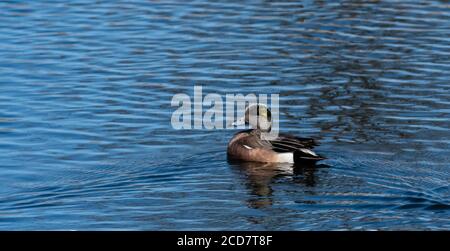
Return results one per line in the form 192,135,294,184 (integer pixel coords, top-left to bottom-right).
227,129,325,164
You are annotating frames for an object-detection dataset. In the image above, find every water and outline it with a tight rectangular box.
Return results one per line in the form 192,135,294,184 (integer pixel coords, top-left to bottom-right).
0,0,449,230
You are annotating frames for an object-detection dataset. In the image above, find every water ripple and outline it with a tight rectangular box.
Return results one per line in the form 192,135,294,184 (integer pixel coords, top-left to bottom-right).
0,0,449,230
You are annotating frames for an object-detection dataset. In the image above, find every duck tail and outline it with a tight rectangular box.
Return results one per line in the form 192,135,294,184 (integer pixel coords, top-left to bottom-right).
294,149,326,165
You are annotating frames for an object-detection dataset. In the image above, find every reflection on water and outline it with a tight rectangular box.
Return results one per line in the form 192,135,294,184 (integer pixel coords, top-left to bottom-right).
229,160,323,209
0,0,449,230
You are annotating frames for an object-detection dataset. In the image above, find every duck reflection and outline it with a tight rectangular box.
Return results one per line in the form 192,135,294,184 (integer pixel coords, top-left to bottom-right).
228,159,326,209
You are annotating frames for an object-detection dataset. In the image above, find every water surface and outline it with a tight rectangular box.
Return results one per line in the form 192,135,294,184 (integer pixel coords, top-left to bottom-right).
0,0,449,230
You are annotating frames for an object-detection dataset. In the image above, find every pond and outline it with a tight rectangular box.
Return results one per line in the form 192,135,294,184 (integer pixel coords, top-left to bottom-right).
0,0,449,230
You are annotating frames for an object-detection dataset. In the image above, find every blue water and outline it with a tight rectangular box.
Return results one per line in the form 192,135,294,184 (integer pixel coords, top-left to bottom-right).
0,0,449,230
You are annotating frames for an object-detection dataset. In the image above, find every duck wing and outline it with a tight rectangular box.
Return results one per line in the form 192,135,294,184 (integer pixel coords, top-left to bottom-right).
267,133,325,161
278,133,319,148
268,133,318,152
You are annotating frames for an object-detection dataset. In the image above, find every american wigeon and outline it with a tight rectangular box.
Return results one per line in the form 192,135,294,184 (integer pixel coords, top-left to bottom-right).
227,104,325,164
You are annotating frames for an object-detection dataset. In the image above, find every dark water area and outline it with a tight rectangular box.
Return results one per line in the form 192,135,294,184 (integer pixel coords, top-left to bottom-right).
0,0,449,230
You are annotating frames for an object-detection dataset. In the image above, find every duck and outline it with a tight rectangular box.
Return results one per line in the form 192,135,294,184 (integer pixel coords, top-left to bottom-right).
227,104,325,164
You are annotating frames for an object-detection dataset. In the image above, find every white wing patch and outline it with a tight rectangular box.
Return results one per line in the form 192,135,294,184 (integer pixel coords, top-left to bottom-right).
243,145,253,150
277,152,294,163
300,148,318,156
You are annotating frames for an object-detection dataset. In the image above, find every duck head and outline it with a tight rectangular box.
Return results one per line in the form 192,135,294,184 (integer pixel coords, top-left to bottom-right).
232,104,272,132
